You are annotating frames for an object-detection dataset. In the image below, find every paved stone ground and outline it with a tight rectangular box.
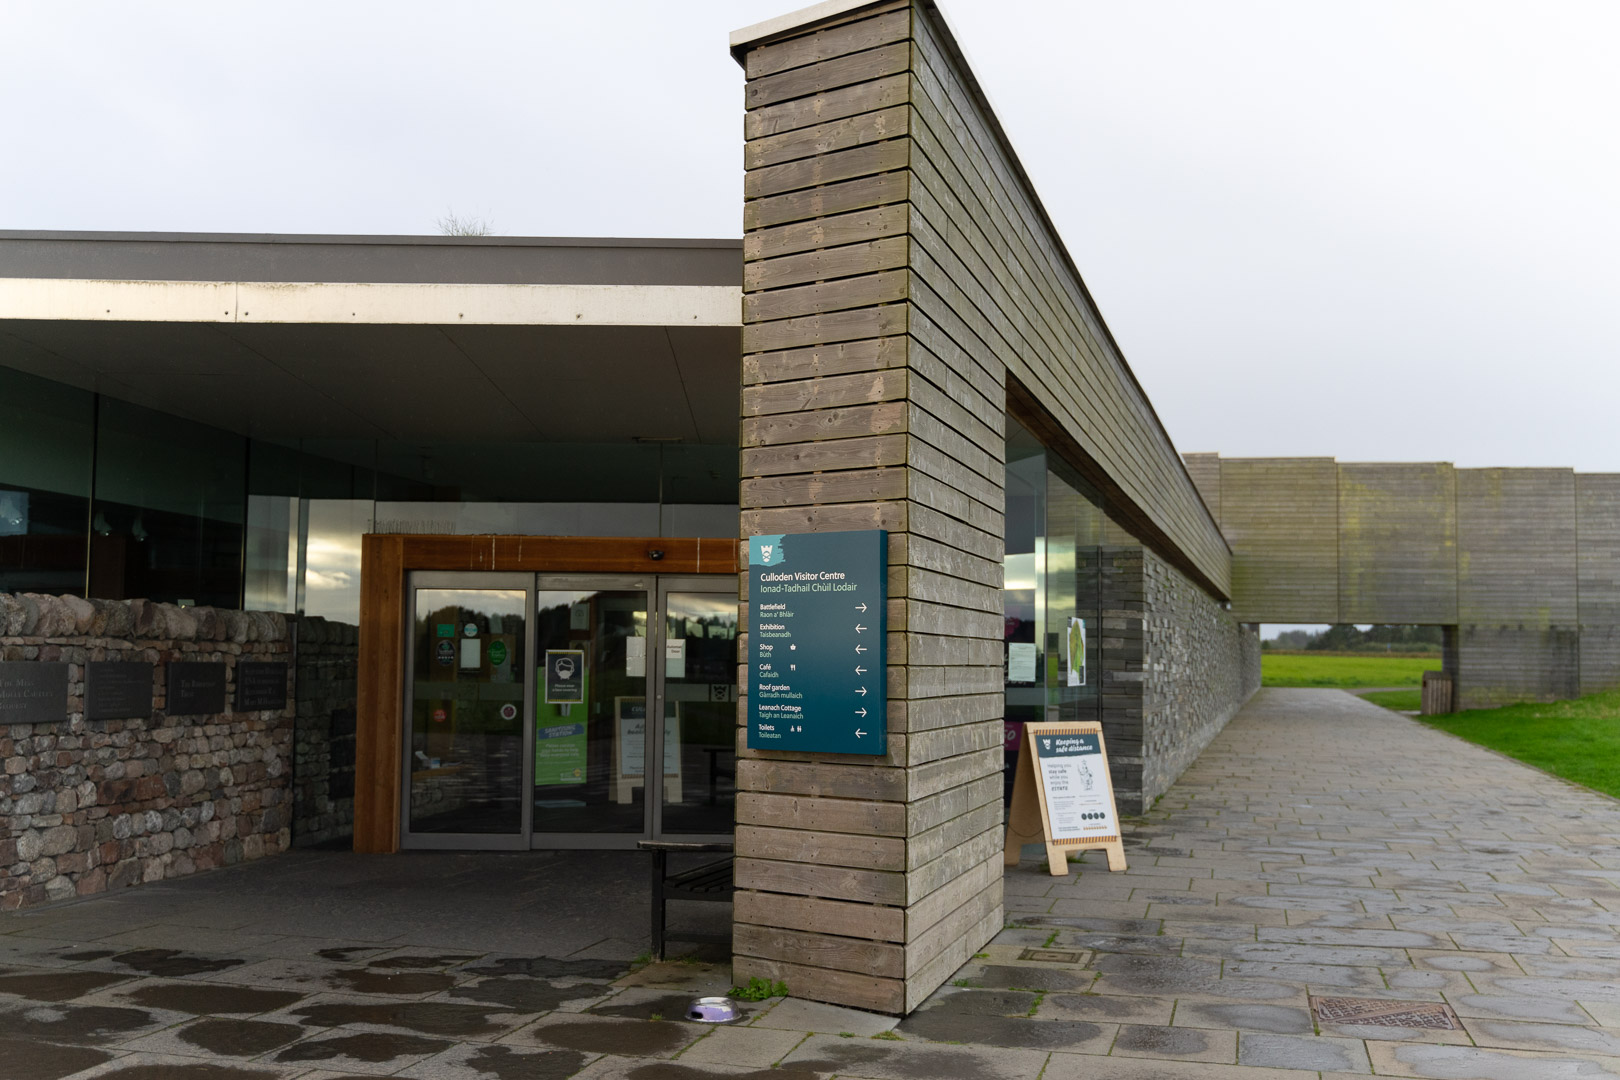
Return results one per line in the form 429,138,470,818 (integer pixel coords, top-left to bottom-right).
5,688,1620,1078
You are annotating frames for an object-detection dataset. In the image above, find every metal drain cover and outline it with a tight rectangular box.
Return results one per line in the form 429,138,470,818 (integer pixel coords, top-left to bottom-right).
1019,948,1084,964
1311,996,1462,1030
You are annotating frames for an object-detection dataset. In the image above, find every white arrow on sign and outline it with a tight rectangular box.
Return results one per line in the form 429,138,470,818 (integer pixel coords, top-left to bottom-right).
854,644,867,653
854,665,867,675
854,624,866,633
855,728,867,738
855,708,867,718
855,603,868,612
855,686,868,696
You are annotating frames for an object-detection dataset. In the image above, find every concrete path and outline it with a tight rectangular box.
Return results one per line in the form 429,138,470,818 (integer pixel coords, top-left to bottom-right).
952,687,1620,1079
3,687,1620,1078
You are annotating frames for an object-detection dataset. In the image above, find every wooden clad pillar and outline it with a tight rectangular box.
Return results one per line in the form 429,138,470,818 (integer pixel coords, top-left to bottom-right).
732,0,1006,1015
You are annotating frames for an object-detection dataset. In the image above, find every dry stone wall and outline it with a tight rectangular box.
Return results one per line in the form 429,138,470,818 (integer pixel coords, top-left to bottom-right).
0,593,292,909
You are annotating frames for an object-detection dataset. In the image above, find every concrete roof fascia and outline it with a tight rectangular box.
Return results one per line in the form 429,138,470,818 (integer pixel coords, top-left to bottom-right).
728,0,1227,552
729,0,887,60
0,231,743,288
0,230,742,250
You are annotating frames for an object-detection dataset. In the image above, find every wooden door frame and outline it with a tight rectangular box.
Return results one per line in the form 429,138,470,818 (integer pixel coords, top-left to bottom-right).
353,534,738,853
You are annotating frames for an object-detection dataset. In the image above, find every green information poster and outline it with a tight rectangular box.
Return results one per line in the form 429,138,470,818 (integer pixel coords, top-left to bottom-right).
535,663,588,786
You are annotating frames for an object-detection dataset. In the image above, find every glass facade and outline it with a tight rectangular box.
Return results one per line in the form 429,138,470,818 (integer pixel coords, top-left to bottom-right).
0,367,93,596
0,367,739,620
1003,416,1110,802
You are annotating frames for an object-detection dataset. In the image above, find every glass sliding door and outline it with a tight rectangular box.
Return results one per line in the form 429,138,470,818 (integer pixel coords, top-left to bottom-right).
400,570,738,850
404,574,532,847
655,581,739,838
532,577,653,846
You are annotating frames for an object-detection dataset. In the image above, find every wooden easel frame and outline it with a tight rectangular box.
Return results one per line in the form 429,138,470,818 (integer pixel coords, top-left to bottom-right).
1005,720,1127,876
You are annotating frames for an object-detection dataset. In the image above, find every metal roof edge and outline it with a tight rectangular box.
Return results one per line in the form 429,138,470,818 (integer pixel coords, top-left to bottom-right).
729,0,888,62
0,230,742,250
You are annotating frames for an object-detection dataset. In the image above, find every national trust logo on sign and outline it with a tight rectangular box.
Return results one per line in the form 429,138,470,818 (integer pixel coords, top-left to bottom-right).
749,535,787,567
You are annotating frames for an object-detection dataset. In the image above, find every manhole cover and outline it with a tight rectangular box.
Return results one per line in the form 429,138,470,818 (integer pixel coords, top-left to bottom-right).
1311,996,1461,1030
1019,948,1083,964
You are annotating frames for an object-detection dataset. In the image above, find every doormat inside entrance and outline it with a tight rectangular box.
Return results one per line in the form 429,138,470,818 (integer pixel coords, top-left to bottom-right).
1310,996,1462,1030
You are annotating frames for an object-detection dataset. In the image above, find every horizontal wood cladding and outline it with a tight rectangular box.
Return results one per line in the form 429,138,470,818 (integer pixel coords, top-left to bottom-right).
742,304,907,354
744,333,907,384
1184,453,1221,522
904,10,1229,595
746,73,912,143
745,172,910,232
733,922,905,980
735,1,1004,1015
745,141,911,201
736,824,906,871
737,792,906,836
1456,627,1579,708
743,5,911,80
1578,475,1620,628
745,203,909,266
732,954,903,1015
1219,458,1340,623
1457,468,1578,627
743,368,908,416
744,105,910,172
1338,462,1458,625
733,888,905,942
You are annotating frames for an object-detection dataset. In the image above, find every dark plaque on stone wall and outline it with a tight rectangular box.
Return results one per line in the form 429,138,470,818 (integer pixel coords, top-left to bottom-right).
168,662,227,716
236,662,288,712
0,663,69,724
86,662,154,721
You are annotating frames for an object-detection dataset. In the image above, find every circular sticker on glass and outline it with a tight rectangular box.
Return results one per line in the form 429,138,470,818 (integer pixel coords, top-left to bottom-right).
488,640,508,666
462,622,478,637
435,640,454,666
499,703,517,721
431,707,447,723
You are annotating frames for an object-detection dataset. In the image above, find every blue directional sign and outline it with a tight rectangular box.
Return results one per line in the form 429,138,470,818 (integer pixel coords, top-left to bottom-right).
747,529,886,755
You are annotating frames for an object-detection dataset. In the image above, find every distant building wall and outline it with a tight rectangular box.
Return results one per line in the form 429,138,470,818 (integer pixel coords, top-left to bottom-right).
1193,454,1620,708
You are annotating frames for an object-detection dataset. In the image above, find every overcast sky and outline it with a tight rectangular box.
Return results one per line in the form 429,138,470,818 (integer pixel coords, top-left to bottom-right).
4,1,1617,474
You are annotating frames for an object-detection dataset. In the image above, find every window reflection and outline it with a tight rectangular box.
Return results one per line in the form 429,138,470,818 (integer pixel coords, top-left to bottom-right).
1002,417,1108,803
0,367,92,596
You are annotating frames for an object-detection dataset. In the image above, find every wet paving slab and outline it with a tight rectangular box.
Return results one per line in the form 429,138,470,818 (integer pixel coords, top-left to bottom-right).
8,692,1620,1078
520,1013,710,1059
274,1029,457,1071
0,967,136,1001
119,1016,308,1059
0,1034,113,1080
284,995,538,1039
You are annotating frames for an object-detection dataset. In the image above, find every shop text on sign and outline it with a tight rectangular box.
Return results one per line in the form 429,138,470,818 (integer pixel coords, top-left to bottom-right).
748,530,886,755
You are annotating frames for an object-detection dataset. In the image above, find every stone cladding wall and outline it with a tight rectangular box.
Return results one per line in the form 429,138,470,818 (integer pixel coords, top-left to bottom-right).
291,616,358,847
0,593,292,909
1094,548,1260,813
1097,545,1147,807
1141,550,1262,804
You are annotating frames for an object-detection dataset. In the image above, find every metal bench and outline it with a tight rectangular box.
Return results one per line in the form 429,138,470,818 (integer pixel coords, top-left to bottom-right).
637,840,734,961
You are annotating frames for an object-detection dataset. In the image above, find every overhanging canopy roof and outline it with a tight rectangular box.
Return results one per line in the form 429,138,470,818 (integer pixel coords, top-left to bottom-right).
0,231,743,446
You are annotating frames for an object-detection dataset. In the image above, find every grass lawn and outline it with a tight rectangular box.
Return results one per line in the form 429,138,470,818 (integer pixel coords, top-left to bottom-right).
1261,653,1438,688
1419,691,1620,799
1362,688,1422,711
